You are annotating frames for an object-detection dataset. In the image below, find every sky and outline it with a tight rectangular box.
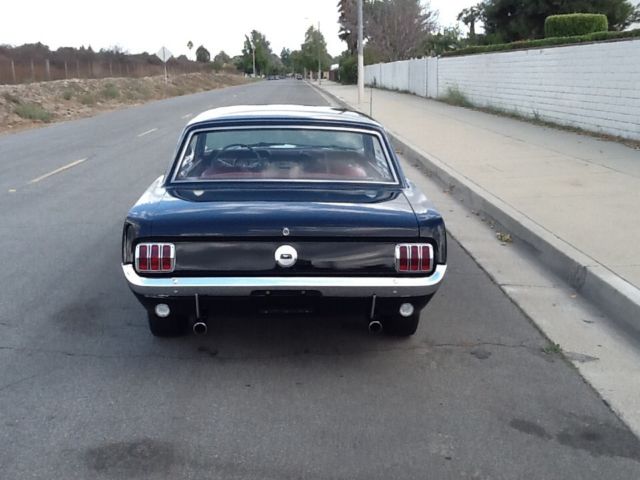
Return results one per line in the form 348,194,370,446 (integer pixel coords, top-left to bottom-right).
2,1,476,59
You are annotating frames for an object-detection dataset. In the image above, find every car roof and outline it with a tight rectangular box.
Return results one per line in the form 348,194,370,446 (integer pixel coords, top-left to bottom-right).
187,104,382,128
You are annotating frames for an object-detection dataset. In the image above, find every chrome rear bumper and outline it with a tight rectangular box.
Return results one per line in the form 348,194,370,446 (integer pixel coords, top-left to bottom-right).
122,264,447,298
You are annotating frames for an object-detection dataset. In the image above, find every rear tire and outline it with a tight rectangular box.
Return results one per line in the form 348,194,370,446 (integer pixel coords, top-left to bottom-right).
383,313,420,337
147,312,188,337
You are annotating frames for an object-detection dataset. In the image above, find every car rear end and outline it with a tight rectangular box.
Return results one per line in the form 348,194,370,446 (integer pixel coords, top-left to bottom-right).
121,107,447,336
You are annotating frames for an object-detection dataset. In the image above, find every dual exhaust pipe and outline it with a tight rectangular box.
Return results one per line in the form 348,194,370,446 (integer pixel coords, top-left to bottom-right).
193,321,208,336
368,320,383,334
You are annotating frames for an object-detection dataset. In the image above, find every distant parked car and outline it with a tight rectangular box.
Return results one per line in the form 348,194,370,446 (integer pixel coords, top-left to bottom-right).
295,74,303,80
121,105,447,337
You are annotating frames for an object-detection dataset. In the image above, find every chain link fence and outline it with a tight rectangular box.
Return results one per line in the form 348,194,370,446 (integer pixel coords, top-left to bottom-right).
0,58,207,85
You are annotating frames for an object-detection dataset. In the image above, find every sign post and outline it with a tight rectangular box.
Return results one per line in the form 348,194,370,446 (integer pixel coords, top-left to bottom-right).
155,46,173,84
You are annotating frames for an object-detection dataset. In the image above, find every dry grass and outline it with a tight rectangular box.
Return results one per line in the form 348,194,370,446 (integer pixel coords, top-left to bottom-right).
0,72,249,134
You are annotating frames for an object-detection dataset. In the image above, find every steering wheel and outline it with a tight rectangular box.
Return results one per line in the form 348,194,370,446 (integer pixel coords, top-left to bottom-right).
212,143,265,169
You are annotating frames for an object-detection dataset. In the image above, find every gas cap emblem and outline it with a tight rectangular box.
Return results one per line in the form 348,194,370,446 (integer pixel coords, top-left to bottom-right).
275,245,297,268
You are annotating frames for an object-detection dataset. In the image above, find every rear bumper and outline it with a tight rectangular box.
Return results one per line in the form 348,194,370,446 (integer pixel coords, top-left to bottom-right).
122,264,447,298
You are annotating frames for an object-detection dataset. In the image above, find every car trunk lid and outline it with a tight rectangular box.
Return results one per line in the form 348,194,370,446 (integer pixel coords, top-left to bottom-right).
148,186,419,238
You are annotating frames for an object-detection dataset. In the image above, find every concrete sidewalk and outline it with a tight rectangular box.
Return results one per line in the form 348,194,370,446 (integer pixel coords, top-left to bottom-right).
317,81,640,331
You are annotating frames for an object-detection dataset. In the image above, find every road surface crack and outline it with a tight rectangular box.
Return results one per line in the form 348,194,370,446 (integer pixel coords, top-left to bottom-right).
0,340,536,364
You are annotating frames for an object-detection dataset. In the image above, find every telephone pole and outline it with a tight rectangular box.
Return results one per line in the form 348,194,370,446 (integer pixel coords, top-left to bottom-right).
357,0,365,103
317,22,322,84
251,42,256,77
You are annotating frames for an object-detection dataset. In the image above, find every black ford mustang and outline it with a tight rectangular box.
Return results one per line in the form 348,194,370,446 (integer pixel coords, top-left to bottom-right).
122,105,447,337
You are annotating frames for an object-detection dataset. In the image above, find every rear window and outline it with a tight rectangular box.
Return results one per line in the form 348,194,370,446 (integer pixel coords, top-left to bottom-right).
173,128,396,183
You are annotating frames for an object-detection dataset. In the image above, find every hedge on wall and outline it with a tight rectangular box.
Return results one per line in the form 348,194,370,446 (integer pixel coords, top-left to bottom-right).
338,55,357,85
440,29,640,57
544,13,608,38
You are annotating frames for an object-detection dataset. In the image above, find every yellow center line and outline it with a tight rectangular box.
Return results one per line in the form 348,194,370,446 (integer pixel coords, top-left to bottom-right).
137,128,158,137
28,158,87,184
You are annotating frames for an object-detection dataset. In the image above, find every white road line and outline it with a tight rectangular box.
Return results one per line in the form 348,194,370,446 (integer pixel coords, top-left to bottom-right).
181,113,192,119
137,128,158,137
28,158,87,184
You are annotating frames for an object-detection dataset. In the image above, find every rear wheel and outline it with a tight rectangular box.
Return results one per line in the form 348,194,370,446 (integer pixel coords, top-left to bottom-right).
383,313,420,337
147,311,189,337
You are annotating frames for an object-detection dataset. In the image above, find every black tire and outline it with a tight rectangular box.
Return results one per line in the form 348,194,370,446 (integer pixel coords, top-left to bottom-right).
147,311,188,337
383,313,420,337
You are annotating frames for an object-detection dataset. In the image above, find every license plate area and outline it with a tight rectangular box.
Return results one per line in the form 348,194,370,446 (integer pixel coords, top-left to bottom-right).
250,290,322,297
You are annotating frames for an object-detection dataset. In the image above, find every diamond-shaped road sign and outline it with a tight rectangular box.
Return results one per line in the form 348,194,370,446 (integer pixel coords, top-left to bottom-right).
156,47,173,63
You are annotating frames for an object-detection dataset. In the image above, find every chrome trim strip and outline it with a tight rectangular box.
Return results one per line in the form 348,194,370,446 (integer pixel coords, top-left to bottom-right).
170,125,400,186
122,264,447,298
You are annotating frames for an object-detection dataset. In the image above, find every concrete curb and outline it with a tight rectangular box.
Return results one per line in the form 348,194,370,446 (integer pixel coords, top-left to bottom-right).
314,82,640,336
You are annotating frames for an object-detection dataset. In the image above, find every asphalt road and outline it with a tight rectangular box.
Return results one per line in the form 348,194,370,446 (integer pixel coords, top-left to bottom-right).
1,79,639,480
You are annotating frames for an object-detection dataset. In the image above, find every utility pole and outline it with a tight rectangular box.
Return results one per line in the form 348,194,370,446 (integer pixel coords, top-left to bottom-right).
357,0,365,103
251,39,256,77
317,22,322,84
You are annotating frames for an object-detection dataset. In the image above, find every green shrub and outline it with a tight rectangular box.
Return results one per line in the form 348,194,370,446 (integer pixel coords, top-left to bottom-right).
79,93,96,105
441,28,640,57
545,13,608,38
132,84,152,100
440,86,472,107
101,83,119,99
14,103,52,122
62,89,73,100
338,54,357,85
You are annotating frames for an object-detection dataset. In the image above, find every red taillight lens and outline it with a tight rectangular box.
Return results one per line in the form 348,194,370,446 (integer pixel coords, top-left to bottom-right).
136,243,175,273
395,243,433,274
410,246,420,271
138,245,148,271
398,245,409,272
150,245,160,271
421,245,432,272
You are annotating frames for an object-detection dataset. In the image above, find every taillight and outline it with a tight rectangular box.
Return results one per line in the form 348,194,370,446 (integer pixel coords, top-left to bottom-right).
395,243,433,273
135,243,175,273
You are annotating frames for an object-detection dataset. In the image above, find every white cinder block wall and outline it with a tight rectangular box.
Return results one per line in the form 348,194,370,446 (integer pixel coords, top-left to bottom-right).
364,39,640,141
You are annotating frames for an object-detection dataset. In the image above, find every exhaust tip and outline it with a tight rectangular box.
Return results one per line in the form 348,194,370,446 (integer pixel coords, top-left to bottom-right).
193,321,208,336
368,320,383,334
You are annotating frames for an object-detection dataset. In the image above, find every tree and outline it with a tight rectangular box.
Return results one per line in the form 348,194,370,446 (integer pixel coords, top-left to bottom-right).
187,40,193,51
300,25,332,75
280,48,292,70
211,50,231,71
338,0,359,54
240,30,273,75
336,51,357,84
267,53,285,75
195,45,210,63
480,0,640,43
457,4,484,38
422,27,466,56
290,49,305,74
367,0,438,62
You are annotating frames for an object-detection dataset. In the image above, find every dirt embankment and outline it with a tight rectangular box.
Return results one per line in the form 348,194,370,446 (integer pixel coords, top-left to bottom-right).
0,72,249,134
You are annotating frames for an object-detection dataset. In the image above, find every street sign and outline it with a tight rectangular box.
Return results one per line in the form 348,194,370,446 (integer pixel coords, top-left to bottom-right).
155,47,173,84
156,47,173,63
